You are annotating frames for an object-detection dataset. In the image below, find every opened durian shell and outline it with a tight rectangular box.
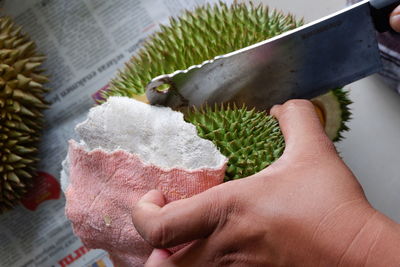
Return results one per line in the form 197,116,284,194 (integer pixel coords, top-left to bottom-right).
102,1,351,180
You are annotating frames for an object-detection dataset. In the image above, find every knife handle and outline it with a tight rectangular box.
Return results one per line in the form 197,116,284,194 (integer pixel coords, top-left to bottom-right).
370,0,400,32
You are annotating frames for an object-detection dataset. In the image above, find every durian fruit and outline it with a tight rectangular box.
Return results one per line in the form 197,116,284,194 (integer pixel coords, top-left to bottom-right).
105,2,303,100
0,17,49,213
102,2,352,180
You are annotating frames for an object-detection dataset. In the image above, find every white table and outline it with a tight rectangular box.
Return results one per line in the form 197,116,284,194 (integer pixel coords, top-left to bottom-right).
255,0,400,222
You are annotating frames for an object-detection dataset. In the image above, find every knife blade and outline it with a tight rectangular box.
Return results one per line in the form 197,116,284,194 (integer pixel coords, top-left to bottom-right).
146,0,399,110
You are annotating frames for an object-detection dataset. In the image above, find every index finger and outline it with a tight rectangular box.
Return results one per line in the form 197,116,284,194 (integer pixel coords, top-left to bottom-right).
132,187,231,248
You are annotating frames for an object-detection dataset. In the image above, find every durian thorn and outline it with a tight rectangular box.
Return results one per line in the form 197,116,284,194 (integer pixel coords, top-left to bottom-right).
25,63,42,74
0,49,12,58
3,67,17,81
6,139,18,146
12,89,44,105
18,105,36,117
13,59,30,73
20,158,34,164
4,164,14,171
17,41,34,56
4,182,13,191
15,146,37,154
7,153,23,162
30,73,49,84
7,172,20,183
15,169,32,179
28,56,46,62
17,73,31,88
28,80,43,89
7,120,34,133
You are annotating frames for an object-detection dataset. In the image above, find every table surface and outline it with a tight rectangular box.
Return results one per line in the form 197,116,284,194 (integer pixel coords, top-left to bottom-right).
254,0,400,222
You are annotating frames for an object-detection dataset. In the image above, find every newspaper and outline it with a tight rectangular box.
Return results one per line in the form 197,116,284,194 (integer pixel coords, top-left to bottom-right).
0,0,231,266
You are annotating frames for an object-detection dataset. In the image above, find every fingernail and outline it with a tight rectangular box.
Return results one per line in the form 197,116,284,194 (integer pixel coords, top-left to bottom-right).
269,104,282,116
390,14,400,32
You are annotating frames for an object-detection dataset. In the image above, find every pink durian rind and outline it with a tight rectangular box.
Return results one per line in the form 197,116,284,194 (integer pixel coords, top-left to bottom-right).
65,140,226,266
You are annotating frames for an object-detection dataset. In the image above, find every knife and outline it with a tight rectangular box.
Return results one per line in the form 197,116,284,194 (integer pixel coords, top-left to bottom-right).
145,0,400,111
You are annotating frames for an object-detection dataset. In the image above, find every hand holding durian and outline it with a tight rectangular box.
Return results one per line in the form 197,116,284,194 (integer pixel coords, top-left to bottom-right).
133,100,400,267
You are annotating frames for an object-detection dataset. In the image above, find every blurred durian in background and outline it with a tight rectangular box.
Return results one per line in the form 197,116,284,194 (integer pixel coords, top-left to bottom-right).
0,16,49,213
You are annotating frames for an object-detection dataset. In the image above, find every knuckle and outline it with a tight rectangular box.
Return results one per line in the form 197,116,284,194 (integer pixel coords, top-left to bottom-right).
211,187,242,228
214,248,248,267
145,217,170,248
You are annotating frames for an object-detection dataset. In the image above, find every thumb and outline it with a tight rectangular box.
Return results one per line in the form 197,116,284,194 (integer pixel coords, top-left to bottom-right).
132,188,229,248
390,5,400,33
270,100,335,156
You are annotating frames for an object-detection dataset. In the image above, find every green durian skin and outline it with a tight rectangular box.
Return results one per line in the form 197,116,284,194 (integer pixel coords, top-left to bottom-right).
0,17,49,213
185,105,285,181
100,2,299,181
104,1,302,99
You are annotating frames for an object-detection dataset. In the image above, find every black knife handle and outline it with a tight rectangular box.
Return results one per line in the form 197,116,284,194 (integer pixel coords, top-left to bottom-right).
370,0,400,32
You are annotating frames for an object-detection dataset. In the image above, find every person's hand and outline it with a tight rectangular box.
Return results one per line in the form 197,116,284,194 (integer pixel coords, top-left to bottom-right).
390,5,400,32
132,100,400,266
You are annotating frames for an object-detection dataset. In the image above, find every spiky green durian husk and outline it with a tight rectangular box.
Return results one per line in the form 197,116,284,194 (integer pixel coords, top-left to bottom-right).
101,1,352,180
105,1,352,139
0,17,49,213
104,1,303,98
186,105,285,181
